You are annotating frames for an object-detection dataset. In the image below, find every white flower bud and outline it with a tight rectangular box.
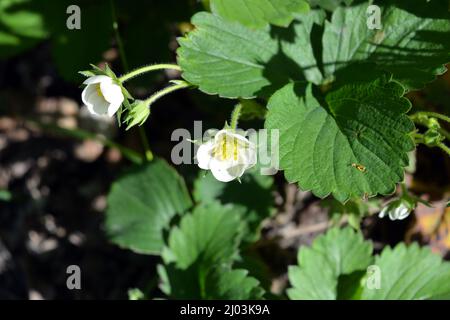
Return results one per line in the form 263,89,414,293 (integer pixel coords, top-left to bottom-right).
378,200,412,221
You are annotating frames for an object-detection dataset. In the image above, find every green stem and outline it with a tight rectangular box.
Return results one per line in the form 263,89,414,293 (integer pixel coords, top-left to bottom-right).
143,81,191,107
230,103,242,130
400,183,408,195
29,119,143,164
110,0,153,161
411,132,424,144
138,127,153,161
438,128,450,141
199,267,207,299
110,0,129,72
119,64,181,83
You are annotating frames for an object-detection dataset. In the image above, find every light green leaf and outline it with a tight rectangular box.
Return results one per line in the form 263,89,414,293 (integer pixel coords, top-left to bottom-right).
0,0,48,57
158,264,264,299
162,202,244,268
0,0,47,38
159,202,264,299
178,3,449,99
360,243,450,300
193,170,275,242
177,10,324,98
210,0,309,28
106,159,192,255
265,76,415,202
288,227,450,300
206,266,265,299
288,227,373,300
322,3,450,90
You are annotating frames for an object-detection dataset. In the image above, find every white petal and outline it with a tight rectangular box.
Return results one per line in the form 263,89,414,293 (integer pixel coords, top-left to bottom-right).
83,75,111,85
210,159,236,182
215,129,251,145
248,151,257,168
214,129,229,143
197,140,214,170
226,164,246,179
100,80,124,105
389,211,398,220
232,132,252,144
242,144,257,169
232,143,256,172
394,205,410,220
86,93,110,116
378,207,388,218
81,85,96,107
107,102,122,117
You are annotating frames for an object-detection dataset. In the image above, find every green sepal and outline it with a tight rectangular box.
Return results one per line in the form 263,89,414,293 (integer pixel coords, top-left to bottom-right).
124,100,151,130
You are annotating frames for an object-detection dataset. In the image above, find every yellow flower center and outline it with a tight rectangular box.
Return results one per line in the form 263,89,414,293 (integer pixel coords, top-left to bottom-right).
213,136,240,161
96,84,104,99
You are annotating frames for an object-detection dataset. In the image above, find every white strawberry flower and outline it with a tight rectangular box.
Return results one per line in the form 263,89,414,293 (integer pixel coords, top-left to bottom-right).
378,200,412,221
81,75,124,117
196,129,257,182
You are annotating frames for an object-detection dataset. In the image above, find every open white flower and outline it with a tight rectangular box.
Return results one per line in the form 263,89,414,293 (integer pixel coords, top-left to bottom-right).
196,129,257,182
81,75,124,117
378,200,412,221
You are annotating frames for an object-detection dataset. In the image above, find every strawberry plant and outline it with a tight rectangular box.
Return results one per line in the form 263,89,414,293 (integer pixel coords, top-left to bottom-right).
95,0,450,300
2,0,450,301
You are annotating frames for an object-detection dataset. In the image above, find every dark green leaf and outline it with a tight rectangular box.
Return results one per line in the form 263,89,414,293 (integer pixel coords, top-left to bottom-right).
322,3,450,90
162,202,244,267
265,77,415,202
177,11,324,98
194,170,275,242
158,263,264,299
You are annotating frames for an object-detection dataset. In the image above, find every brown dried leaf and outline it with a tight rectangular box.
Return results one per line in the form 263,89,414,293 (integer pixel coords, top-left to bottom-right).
408,200,450,256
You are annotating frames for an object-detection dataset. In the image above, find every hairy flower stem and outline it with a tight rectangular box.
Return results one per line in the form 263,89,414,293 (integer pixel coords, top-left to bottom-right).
230,104,242,130
143,81,191,108
119,64,182,83
437,142,450,157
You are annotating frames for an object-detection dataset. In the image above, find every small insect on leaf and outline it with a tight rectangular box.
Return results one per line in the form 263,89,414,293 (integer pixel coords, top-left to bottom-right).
352,163,367,173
